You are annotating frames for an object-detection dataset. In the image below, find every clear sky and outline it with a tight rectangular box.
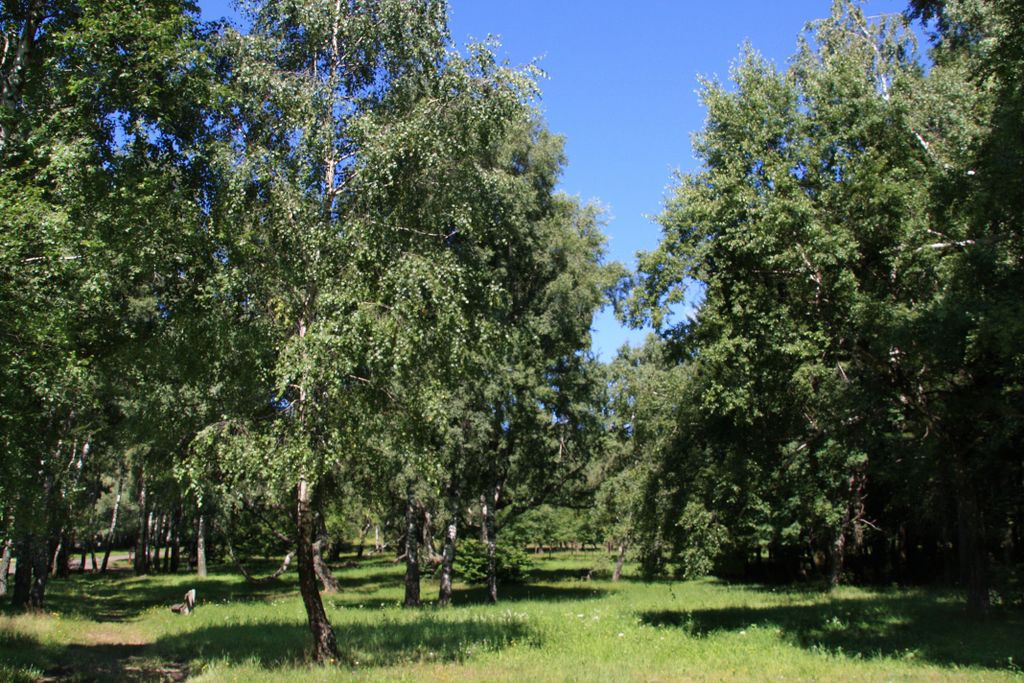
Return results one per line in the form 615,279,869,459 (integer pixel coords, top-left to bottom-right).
196,0,913,359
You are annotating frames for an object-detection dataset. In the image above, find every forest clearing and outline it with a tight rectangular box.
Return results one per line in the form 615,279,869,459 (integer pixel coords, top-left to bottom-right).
3,552,1022,682
3,0,1022,679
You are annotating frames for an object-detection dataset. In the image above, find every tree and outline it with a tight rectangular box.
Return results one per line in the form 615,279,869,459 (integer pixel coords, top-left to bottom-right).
627,1,933,587
472,194,614,602
195,0,586,659
1,0,218,607
897,0,1024,610
624,0,1023,606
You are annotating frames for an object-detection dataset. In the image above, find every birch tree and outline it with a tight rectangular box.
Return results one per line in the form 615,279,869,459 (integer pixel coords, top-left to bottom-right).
198,0,575,659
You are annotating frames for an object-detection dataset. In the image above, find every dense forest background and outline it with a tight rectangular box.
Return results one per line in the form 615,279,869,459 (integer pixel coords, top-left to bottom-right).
1,0,1021,661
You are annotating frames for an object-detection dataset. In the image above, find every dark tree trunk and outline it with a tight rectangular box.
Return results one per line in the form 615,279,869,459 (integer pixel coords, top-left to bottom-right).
483,486,497,604
196,508,207,578
296,476,337,662
829,471,863,590
403,489,420,607
612,541,628,582
895,522,908,582
356,521,370,559
28,537,49,608
52,532,70,579
957,482,989,613
313,513,340,593
11,534,33,608
134,470,149,575
438,482,460,607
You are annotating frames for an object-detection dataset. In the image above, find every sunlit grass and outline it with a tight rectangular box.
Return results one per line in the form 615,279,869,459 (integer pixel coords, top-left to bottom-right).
1,553,1021,681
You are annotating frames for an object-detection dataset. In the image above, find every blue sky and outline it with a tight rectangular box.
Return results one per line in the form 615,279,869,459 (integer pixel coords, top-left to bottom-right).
196,0,913,359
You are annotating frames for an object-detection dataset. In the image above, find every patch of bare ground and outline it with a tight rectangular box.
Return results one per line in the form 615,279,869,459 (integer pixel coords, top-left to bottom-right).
39,630,188,682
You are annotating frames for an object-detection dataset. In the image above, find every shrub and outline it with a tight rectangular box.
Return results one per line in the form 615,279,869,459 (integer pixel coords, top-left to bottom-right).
455,539,532,584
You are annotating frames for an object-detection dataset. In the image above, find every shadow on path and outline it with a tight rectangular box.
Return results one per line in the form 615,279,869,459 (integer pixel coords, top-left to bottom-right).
41,643,189,683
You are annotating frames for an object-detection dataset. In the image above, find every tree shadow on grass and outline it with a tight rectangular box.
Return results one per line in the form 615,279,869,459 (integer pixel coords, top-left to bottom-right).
42,643,189,682
323,582,607,609
451,582,607,605
0,627,54,676
639,593,1024,671
333,569,406,593
38,568,298,623
151,613,537,669
522,565,605,583
0,625,182,682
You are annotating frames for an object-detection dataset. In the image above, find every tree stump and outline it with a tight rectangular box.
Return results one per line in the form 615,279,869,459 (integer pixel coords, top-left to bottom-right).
170,588,196,615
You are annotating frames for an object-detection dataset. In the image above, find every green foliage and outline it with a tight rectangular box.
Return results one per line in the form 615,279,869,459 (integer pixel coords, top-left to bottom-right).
671,501,728,580
622,0,1024,599
455,539,532,584
505,505,591,548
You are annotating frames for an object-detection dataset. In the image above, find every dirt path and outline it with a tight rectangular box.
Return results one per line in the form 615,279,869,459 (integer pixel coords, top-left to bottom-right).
38,627,189,682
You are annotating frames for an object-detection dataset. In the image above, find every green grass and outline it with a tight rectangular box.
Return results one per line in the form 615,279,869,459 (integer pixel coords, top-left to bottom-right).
1,553,1022,681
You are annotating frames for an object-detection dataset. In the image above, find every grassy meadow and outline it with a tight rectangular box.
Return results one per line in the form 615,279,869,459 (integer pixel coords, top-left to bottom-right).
1,552,1022,682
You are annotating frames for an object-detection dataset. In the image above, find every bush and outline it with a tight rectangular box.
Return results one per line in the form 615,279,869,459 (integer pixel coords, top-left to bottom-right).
455,539,532,584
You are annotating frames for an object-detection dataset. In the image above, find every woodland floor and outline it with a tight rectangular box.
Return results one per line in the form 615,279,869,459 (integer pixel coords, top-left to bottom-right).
1,552,1022,682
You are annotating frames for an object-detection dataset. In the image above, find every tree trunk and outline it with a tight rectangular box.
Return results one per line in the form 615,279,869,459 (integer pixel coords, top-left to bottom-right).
11,534,33,608
313,514,340,593
0,537,11,597
296,476,338,662
483,486,497,604
134,470,149,575
356,521,370,559
196,508,207,578
438,483,460,607
101,473,123,572
150,513,163,572
28,536,49,608
957,482,989,613
612,541,628,582
479,494,489,544
403,489,420,607
226,537,294,583
170,506,182,574
0,0,44,147
162,514,174,572
829,527,847,589
51,533,69,579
